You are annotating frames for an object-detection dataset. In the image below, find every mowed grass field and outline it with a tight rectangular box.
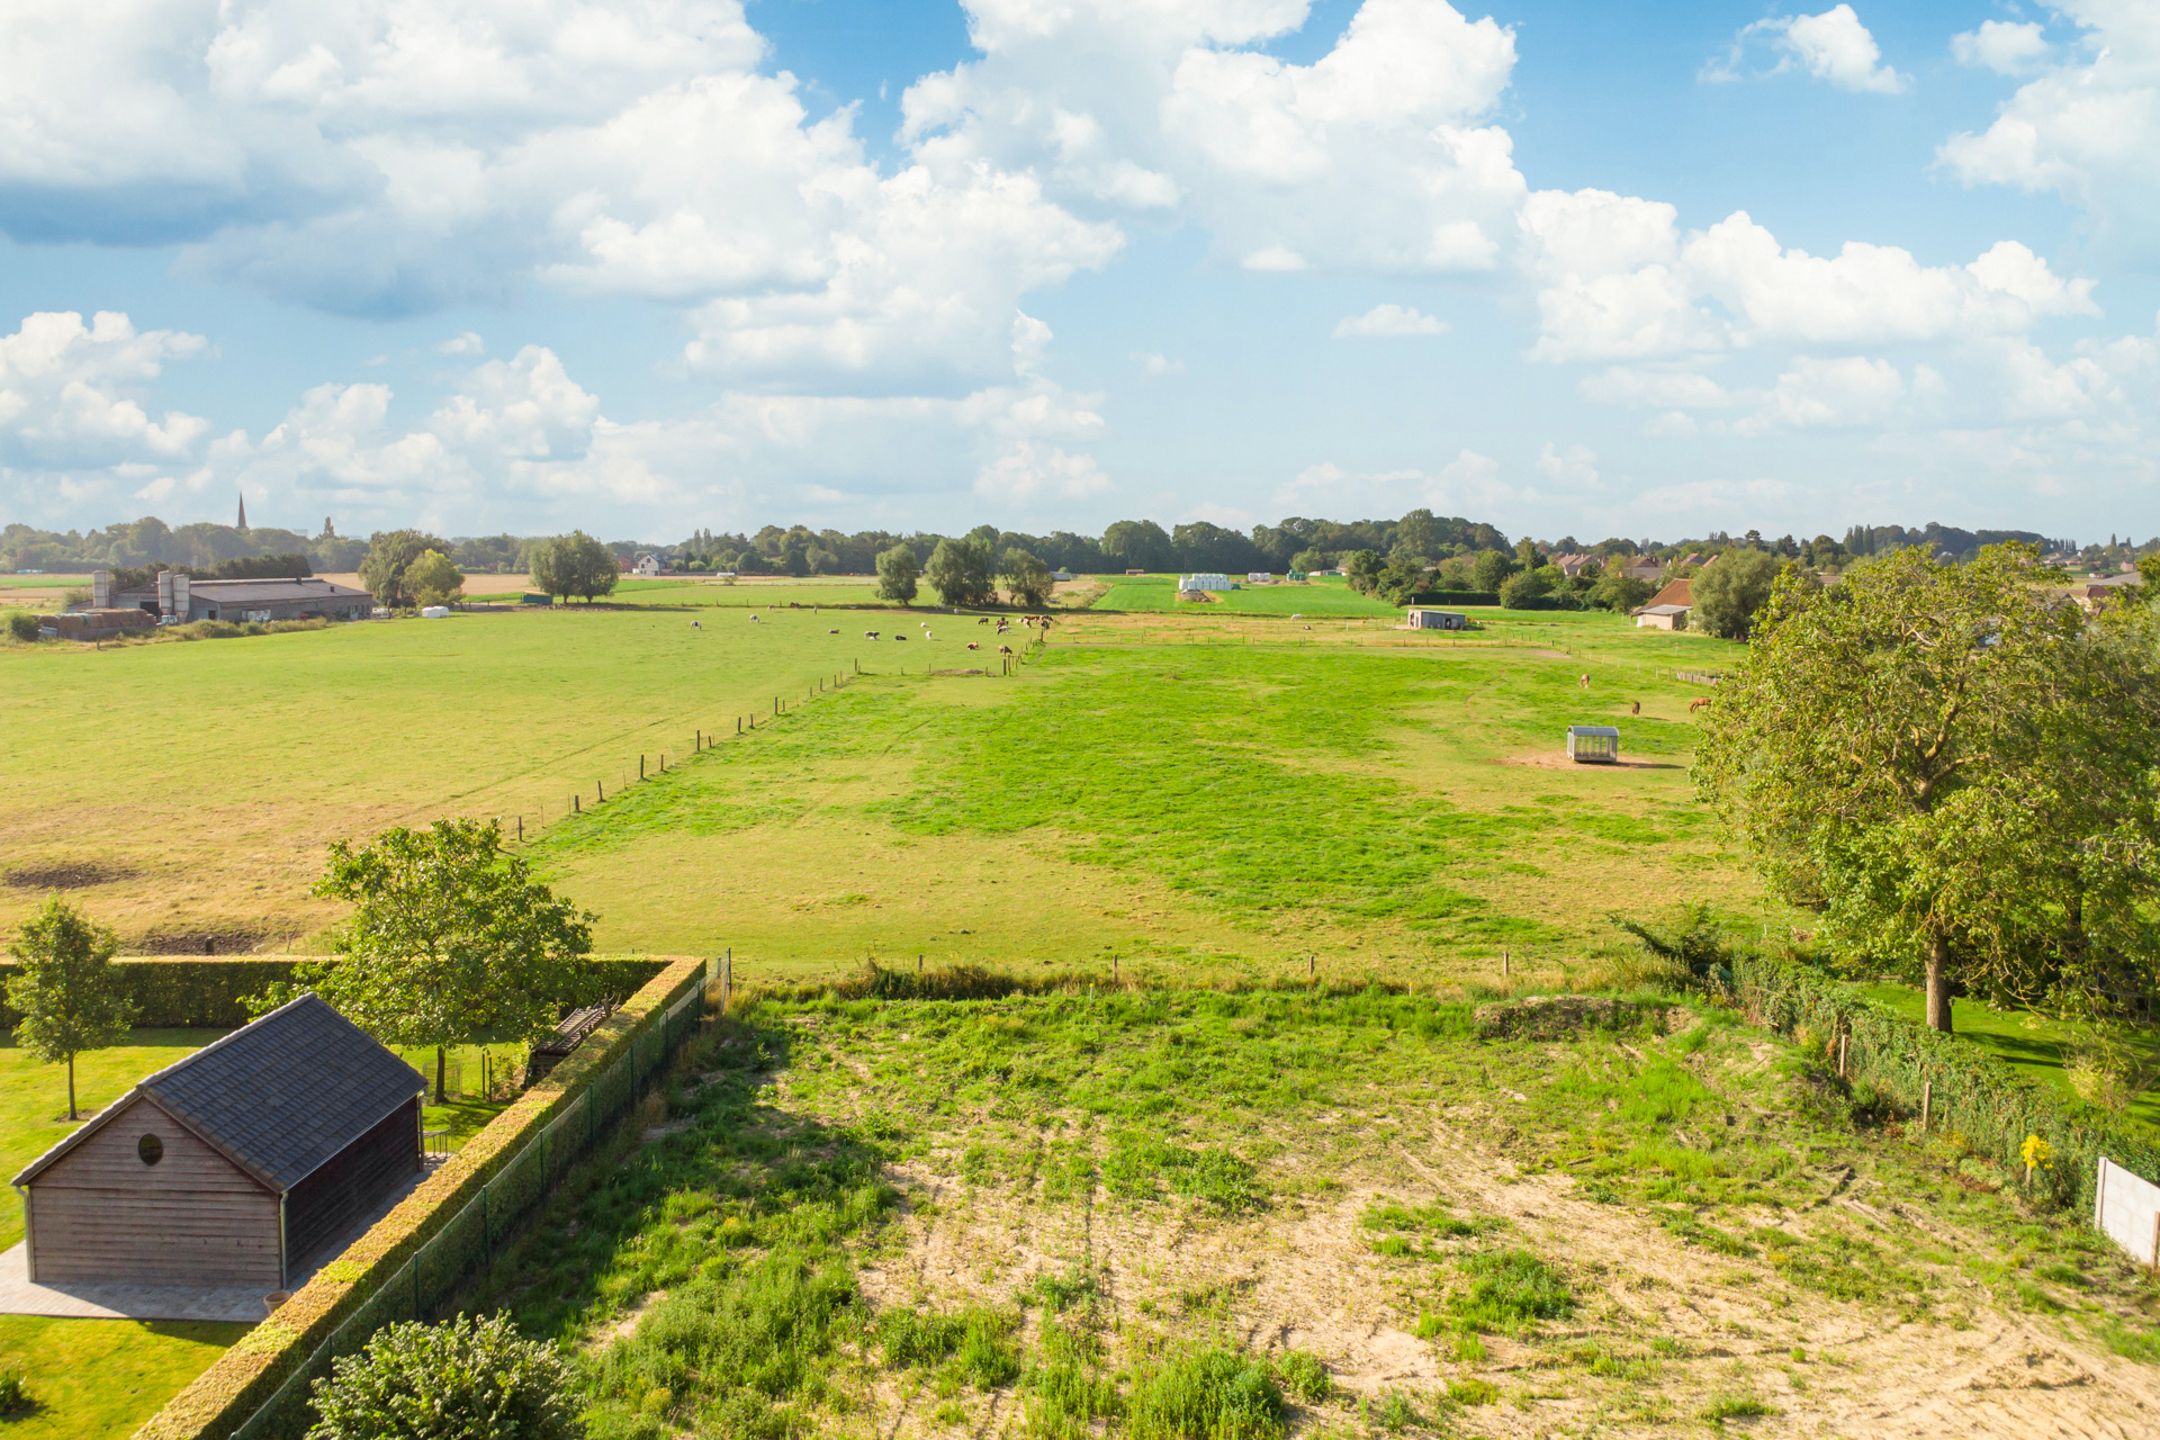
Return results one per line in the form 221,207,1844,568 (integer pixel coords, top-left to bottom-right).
0,606,914,946
530,608,1762,985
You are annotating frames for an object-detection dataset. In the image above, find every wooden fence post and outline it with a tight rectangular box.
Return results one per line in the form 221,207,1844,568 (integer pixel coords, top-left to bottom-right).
723,949,732,1013
516,816,523,843
597,780,604,803
639,754,645,780
1838,1032,1848,1078
1921,1079,1932,1134
573,794,580,814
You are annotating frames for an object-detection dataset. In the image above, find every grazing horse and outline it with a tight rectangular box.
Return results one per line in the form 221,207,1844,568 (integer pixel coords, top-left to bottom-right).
1689,696,1712,714
1630,700,1641,716
1578,673,1590,689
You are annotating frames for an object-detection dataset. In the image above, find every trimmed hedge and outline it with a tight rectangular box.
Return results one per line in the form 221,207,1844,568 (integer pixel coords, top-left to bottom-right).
1403,589,1500,608
1729,951,2160,1212
0,955,666,1031
136,953,710,1440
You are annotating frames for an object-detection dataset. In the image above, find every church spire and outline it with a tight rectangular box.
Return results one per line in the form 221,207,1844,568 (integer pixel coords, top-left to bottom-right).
236,491,248,530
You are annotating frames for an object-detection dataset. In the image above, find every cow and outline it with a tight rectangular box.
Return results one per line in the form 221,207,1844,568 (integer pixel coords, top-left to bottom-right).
1630,700,1641,716
895,634,908,641
749,614,760,623
1578,673,1590,689
998,644,1014,655
864,630,880,639
690,619,701,629
829,628,840,635
966,642,980,651
977,616,991,625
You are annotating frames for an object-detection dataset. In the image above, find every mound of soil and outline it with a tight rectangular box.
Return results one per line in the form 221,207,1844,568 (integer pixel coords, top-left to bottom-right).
133,923,280,956
1473,994,1686,1040
6,859,134,890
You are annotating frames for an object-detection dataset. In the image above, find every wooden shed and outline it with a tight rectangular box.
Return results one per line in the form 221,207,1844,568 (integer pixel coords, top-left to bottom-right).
1406,608,1468,631
11,994,423,1289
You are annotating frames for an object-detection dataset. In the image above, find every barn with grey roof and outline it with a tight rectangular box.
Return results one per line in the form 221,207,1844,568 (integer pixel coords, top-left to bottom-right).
11,994,423,1289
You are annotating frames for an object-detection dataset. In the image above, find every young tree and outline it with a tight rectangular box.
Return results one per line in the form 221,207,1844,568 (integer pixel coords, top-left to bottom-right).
1341,549,1385,594
925,537,995,608
1498,568,1553,609
1469,548,1517,593
875,543,921,604
1694,545,2160,1033
6,898,136,1120
358,530,453,607
307,1313,577,1440
1690,548,1785,640
275,819,593,1099
403,549,464,608
1000,548,1055,608
1586,571,1653,613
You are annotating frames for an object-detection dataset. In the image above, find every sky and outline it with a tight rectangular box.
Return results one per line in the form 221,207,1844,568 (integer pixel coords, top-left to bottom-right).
0,0,2155,544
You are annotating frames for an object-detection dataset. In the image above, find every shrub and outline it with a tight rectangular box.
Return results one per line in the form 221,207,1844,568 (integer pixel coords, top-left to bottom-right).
1270,1350,1330,1404
0,1366,31,1417
1127,1349,1284,1440
4,611,39,642
305,1313,577,1440
1446,1248,1574,1334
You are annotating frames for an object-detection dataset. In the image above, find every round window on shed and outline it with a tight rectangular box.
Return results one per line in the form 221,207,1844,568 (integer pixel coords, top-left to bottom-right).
138,1133,164,1165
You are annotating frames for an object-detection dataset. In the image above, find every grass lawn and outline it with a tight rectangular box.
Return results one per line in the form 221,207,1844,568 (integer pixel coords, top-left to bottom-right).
533,608,1763,983
0,1030,510,1440
0,575,90,589
476,988,2160,1438
0,605,909,946
608,576,897,608
1857,985,2160,1140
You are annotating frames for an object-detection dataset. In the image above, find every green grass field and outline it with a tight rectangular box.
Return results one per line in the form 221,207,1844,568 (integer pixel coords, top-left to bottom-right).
609,576,896,608
470,988,2160,1438
1086,573,1402,617
529,608,1756,983
0,575,89,590
0,606,917,946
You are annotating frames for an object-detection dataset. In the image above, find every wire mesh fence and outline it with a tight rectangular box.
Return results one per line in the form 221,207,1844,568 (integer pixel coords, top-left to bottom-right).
227,972,709,1440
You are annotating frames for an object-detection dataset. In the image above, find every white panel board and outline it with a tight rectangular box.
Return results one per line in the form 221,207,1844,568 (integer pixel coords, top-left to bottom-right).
2095,1156,2160,1267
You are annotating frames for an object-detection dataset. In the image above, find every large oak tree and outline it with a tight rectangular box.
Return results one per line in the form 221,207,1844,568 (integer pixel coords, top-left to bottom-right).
1694,544,2160,1033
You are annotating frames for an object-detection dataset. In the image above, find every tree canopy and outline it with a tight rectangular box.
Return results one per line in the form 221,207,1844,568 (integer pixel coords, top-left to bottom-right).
358,530,453,607
1694,544,2160,1033
1000,548,1055,608
925,537,996,608
875,543,920,604
529,530,619,602
274,819,594,1098
1690,548,1786,640
6,898,136,1119
403,549,464,608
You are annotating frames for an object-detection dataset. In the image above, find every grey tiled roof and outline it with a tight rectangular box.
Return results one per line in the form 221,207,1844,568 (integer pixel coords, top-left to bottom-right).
140,994,423,1192
185,577,373,604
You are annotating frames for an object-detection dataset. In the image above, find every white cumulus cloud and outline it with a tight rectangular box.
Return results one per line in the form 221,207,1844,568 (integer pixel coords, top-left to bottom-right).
1332,303,1448,338
1707,5,1909,95
1951,20,2050,76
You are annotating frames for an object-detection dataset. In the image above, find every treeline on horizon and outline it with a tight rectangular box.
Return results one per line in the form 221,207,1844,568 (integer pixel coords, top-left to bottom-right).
5,510,2137,580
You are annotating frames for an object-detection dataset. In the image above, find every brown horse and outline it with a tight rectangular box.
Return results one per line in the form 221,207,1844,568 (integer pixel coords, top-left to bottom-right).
1689,696,1712,714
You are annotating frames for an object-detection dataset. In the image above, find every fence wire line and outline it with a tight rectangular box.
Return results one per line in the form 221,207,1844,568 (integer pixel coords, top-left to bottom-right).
228,971,709,1440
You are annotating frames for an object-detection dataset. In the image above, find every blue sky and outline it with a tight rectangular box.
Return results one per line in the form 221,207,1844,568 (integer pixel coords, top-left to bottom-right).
0,0,2152,543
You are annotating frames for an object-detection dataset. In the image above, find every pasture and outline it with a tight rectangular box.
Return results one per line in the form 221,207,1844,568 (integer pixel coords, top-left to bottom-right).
477,987,2160,1439
0,605,907,946
532,608,1758,984
1089,573,1402,617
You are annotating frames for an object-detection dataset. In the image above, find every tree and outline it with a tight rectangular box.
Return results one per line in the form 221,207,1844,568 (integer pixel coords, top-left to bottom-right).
306,1313,577,1440
529,531,618,603
1691,548,1785,640
875,543,921,604
6,898,136,1120
1342,549,1386,595
1101,519,1173,572
1289,547,1330,575
403,549,464,609
1586,571,1653,614
358,530,452,608
925,537,996,608
1000,548,1055,608
1694,545,2160,1033
1469,549,1517,593
277,819,593,1099
1498,568,1553,609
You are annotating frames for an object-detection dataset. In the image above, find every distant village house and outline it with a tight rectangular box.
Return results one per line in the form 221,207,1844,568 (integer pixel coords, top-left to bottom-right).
1631,577,1693,630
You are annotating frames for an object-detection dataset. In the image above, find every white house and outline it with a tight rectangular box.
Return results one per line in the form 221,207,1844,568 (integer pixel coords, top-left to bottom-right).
1178,573,1233,593
630,553,663,577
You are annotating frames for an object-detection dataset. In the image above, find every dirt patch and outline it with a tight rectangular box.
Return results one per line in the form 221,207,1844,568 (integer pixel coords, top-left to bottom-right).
1499,750,1681,772
1472,995,1686,1040
5,859,135,890
583,1289,667,1352
132,922,279,955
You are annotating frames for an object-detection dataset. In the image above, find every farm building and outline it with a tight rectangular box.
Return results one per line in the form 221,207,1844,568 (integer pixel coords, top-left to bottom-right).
1566,725,1620,764
11,994,424,1289
93,570,374,623
35,608,155,641
1178,573,1233,593
631,553,663,577
1406,608,1468,631
1631,577,1693,630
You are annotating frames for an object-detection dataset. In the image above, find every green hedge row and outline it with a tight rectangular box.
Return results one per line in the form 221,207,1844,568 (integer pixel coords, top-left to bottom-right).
1728,951,2160,1213
137,953,710,1440
0,955,667,1030
1403,589,1500,607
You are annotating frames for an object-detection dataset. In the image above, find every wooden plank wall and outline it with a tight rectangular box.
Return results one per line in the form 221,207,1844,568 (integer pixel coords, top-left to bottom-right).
27,1095,281,1286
